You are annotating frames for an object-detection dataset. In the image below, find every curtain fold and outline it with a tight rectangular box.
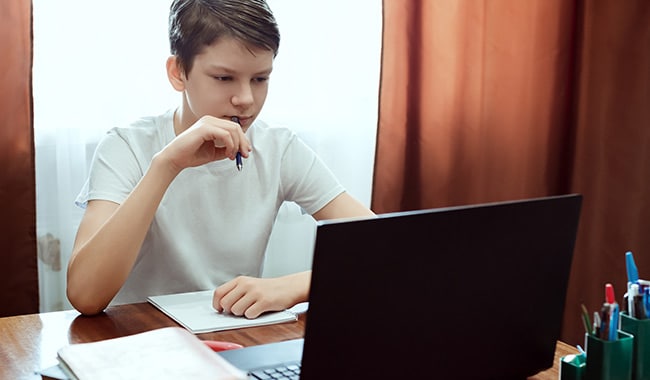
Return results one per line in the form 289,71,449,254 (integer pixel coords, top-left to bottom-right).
374,0,578,212
374,0,650,345
566,0,650,346
0,0,38,316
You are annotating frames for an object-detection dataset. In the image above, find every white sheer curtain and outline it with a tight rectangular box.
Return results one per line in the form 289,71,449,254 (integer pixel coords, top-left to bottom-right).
33,0,382,312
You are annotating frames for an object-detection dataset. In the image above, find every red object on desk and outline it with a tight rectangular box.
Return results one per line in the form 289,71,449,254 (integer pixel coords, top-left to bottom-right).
605,283,616,304
203,340,244,352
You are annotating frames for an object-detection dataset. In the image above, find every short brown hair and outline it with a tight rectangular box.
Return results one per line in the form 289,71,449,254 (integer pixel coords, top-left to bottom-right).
169,0,280,74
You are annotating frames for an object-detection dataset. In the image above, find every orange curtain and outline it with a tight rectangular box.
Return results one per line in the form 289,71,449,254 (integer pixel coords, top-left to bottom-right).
373,0,650,345
0,0,38,316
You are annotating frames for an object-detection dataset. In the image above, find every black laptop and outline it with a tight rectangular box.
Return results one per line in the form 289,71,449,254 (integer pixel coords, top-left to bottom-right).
219,194,582,380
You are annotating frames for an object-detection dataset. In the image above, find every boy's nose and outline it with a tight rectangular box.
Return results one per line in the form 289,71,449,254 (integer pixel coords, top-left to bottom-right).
231,84,254,107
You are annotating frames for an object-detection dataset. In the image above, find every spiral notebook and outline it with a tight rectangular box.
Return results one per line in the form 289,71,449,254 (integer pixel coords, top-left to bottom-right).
148,290,302,334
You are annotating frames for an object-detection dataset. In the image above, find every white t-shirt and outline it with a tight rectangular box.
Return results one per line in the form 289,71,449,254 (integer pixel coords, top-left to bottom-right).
75,109,344,305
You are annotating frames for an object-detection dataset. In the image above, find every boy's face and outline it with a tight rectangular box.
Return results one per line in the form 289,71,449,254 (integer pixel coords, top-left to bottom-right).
180,36,274,132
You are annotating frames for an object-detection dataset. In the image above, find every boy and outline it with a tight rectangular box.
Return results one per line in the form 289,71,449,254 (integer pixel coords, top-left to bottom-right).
67,0,374,316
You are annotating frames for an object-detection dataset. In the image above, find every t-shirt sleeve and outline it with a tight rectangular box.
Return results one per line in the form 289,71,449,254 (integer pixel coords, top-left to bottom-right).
75,130,143,209
280,134,345,215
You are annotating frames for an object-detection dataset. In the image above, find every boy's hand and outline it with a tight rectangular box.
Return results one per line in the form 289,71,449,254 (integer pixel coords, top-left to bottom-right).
212,274,306,319
160,115,251,173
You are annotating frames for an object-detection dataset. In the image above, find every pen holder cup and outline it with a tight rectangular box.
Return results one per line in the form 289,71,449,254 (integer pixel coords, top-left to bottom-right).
621,312,650,380
584,331,634,380
560,353,586,380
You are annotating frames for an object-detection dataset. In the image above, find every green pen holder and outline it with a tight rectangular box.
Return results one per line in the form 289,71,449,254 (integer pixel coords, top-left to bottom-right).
584,331,634,380
621,312,650,380
560,353,586,380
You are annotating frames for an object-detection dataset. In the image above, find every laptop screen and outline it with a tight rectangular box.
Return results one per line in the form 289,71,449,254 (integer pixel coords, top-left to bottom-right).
300,194,582,379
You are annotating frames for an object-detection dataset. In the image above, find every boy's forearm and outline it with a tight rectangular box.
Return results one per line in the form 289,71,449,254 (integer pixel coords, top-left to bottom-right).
285,270,312,305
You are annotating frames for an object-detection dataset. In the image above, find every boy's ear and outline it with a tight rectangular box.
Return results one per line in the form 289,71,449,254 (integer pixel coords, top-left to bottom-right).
166,56,186,91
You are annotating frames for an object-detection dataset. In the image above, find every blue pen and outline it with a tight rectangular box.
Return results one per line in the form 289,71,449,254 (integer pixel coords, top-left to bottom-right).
609,303,619,341
626,251,639,284
644,287,650,319
230,116,243,171
625,251,639,315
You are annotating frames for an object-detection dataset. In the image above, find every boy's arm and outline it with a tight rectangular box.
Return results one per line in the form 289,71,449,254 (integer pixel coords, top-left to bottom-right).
67,116,250,315
66,155,177,315
212,192,374,318
312,192,375,221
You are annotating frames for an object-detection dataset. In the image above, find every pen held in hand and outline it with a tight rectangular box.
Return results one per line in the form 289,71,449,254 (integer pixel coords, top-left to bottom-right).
235,151,243,171
231,116,243,171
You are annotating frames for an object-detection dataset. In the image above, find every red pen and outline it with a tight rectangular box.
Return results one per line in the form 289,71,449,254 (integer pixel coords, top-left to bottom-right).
603,283,619,341
605,283,615,304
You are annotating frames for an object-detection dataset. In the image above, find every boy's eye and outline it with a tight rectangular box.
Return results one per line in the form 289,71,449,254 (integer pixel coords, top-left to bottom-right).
254,77,269,83
213,76,232,81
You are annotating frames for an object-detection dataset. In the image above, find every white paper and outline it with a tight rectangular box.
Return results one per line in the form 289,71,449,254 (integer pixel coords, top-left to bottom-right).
147,290,298,333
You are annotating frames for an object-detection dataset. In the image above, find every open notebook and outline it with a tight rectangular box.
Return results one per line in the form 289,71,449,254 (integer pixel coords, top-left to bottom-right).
55,327,246,380
148,290,303,334
219,194,583,379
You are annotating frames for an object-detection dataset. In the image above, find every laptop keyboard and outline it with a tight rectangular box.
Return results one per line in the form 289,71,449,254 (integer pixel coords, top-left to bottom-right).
249,362,301,380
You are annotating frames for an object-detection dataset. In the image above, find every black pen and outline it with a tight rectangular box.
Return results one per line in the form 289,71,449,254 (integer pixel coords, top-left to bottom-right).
230,116,243,171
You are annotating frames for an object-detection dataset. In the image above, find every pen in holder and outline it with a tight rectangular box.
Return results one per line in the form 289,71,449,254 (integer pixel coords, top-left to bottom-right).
620,312,650,380
584,331,634,380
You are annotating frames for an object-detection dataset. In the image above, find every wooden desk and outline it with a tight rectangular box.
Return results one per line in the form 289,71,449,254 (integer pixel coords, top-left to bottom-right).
0,303,576,379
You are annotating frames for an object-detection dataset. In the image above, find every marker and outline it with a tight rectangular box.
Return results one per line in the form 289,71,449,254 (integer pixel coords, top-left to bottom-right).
231,116,243,171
